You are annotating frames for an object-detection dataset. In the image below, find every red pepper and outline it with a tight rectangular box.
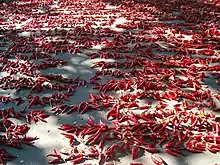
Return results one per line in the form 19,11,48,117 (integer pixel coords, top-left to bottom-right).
151,154,165,165
130,163,143,165
131,146,138,160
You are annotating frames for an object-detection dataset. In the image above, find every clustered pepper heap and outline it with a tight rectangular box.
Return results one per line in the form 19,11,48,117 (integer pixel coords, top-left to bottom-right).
0,0,219,164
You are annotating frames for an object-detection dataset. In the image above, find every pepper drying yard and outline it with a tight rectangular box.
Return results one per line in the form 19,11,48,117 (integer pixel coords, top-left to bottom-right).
0,0,220,165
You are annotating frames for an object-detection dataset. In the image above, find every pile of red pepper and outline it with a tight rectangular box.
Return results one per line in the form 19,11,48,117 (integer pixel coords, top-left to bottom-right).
0,0,219,164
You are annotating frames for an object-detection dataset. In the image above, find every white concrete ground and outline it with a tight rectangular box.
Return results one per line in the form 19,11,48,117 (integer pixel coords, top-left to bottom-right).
0,0,219,165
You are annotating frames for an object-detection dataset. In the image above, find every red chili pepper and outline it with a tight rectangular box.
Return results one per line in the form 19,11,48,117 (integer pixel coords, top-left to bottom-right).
151,154,165,165
61,133,74,144
80,104,90,114
131,146,139,160
147,148,160,153
165,148,179,157
130,163,143,165
47,149,63,164
48,158,63,164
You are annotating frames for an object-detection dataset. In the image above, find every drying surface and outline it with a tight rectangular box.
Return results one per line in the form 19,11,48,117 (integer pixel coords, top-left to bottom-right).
0,0,220,165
